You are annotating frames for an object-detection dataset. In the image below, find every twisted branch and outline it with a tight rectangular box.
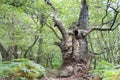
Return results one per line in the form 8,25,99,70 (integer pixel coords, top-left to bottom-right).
87,1,120,35
44,0,68,41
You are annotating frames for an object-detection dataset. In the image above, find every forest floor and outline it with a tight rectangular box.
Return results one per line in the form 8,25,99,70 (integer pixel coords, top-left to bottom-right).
41,69,102,80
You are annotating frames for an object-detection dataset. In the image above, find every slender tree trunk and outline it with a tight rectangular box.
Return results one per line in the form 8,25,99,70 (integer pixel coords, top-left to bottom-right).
0,42,15,61
37,37,43,63
12,45,18,59
0,42,8,61
24,36,38,58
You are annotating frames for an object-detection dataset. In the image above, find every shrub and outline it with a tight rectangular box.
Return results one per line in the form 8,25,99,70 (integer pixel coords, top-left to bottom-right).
0,58,46,80
93,60,120,80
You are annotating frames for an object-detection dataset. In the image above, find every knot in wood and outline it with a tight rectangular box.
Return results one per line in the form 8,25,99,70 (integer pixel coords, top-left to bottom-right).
73,29,86,40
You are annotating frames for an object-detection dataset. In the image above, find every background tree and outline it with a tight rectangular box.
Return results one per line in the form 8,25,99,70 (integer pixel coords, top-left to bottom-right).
0,0,119,79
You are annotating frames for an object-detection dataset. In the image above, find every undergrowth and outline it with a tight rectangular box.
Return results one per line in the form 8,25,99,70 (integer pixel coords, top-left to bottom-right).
93,60,120,80
0,58,46,80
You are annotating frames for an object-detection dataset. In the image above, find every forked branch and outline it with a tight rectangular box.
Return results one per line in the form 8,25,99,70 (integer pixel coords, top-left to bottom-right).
87,1,120,35
44,0,68,41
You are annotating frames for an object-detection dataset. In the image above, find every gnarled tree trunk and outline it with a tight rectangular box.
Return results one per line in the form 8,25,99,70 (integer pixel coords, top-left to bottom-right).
57,0,91,77
44,0,120,78
45,0,93,78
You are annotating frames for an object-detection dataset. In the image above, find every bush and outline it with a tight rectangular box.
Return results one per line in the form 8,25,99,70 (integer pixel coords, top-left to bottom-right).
93,60,120,80
0,58,46,80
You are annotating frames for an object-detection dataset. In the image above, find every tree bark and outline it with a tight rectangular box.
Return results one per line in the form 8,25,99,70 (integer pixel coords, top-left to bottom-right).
45,0,92,78
0,41,19,60
44,0,120,78
12,45,18,59
58,30,91,77
0,42,8,60
37,37,43,63
58,0,91,77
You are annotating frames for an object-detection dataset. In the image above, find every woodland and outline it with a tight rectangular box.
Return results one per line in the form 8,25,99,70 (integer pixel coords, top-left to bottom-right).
0,0,120,80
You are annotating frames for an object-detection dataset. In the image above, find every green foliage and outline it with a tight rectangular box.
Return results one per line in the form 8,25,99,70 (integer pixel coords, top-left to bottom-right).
95,60,114,70
0,58,46,79
93,60,120,80
0,0,119,72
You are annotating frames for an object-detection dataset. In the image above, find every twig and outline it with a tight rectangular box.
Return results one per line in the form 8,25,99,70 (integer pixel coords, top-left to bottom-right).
45,23,62,41
86,23,119,35
86,1,120,35
102,0,110,24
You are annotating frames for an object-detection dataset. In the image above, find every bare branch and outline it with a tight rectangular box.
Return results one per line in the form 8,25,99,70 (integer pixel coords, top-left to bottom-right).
87,23,120,35
102,0,119,26
109,7,119,28
44,0,55,10
45,23,62,41
102,0,110,24
44,0,68,41
87,1,120,35
24,36,39,58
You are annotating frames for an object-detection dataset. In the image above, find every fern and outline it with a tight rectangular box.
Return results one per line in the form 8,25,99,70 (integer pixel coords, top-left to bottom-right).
0,58,46,79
